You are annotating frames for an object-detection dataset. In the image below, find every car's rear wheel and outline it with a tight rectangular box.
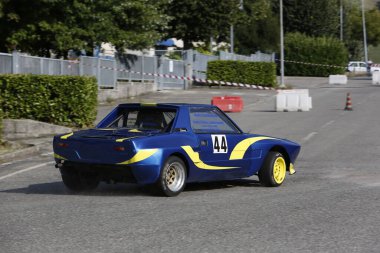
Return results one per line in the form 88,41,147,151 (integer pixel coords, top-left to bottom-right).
258,151,286,187
155,156,187,197
60,166,100,192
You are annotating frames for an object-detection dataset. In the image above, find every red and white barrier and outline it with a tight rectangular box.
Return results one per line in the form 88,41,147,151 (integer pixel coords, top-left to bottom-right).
211,96,244,112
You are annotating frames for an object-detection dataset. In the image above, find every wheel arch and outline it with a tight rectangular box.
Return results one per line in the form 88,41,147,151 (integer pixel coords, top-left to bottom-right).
167,152,190,178
269,145,290,171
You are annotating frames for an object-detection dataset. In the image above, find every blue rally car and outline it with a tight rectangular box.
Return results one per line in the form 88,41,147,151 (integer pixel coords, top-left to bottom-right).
53,103,300,196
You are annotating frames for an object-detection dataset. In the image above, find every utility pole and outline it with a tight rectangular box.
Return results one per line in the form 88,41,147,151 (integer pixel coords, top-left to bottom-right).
361,0,368,63
230,25,234,53
279,0,285,87
340,0,343,41
230,0,244,54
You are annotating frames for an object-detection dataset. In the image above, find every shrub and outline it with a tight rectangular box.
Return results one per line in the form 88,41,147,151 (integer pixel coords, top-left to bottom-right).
284,33,349,77
0,100,3,141
207,61,277,87
0,74,97,127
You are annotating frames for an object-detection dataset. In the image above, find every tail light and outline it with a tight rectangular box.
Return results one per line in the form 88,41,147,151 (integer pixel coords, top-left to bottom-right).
58,142,69,148
114,146,125,152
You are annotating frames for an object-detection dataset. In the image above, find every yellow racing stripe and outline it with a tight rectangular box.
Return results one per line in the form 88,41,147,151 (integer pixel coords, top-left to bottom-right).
60,132,73,140
181,146,237,170
141,103,157,107
54,153,67,160
229,137,275,160
118,149,158,165
115,136,139,143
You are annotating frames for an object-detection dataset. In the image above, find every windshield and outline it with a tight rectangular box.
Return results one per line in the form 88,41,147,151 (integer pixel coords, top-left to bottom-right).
106,108,176,132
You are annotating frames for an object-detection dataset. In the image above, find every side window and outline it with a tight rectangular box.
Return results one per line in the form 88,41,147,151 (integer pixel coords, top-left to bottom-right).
360,63,366,68
127,111,138,127
190,107,240,134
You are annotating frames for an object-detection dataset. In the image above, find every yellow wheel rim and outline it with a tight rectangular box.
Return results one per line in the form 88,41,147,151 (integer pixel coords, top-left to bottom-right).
273,157,286,184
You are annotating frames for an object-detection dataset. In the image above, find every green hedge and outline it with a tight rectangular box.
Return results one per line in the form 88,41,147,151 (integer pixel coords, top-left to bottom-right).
0,74,97,127
284,33,348,77
207,61,277,87
0,99,3,141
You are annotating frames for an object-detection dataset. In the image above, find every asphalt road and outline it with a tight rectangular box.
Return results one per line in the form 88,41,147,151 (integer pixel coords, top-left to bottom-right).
1,77,380,253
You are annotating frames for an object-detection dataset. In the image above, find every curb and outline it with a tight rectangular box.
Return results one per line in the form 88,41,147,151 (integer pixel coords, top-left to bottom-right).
0,145,39,163
0,140,52,163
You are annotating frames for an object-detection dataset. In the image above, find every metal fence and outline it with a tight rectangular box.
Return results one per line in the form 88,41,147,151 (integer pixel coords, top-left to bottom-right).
0,49,274,90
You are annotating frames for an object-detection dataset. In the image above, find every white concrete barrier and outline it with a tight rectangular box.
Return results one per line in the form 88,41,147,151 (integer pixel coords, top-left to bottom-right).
276,89,312,112
329,75,347,85
3,119,72,139
372,71,380,85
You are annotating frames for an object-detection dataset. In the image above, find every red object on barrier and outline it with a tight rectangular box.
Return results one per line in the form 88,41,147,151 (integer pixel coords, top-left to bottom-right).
211,96,244,112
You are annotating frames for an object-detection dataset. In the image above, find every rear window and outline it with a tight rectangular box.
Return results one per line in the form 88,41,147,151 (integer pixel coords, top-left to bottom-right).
107,108,176,131
190,107,241,134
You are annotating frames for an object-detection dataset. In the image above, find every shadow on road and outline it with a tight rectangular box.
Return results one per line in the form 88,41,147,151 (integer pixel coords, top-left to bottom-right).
0,179,262,196
185,179,261,192
0,181,149,197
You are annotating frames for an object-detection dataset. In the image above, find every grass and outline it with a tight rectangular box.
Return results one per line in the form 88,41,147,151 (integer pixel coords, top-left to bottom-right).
0,141,14,155
369,45,380,63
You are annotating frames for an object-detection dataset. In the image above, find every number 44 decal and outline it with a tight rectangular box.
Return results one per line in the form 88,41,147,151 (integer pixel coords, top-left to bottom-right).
211,135,228,153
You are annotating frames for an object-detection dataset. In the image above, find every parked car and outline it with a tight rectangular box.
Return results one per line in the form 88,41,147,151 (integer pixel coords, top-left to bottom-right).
347,61,368,72
53,103,301,196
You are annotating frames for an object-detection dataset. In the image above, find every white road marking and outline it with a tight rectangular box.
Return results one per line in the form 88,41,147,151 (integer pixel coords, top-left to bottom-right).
41,152,54,157
0,161,54,181
322,120,335,128
302,132,318,142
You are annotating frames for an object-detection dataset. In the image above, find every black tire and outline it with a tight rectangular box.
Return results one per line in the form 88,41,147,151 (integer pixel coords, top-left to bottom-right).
258,151,286,187
155,156,187,197
60,167,99,192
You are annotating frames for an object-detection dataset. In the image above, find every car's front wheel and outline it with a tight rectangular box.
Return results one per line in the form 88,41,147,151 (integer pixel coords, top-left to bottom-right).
258,151,286,187
60,166,100,192
155,156,187,197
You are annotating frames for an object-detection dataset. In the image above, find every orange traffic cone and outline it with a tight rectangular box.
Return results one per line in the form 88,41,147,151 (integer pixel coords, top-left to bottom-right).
344,92,353,111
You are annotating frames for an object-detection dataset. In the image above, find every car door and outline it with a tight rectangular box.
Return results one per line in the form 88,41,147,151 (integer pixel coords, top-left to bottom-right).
359,62,367,72
349,62,358,72
189,107,248,180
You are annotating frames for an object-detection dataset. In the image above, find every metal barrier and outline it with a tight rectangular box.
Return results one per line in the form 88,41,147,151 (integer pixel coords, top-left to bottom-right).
0,49,274,90
159,58,186,89
0,53,12,73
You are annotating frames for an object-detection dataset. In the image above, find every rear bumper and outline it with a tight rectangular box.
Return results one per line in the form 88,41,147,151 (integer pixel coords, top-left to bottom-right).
56,160,161,185
59,161,137,183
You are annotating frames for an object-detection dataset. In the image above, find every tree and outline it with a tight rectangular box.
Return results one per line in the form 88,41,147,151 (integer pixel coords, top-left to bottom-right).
166,0,242,49
0,0,169,57
235,0,280,54
341,1,380,59
278,0,340,38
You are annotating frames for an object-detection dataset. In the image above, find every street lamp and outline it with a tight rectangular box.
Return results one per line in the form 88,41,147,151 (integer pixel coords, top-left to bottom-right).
230,0,244,53
279,0,285,87
340,0,343,41
361,0,368,64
